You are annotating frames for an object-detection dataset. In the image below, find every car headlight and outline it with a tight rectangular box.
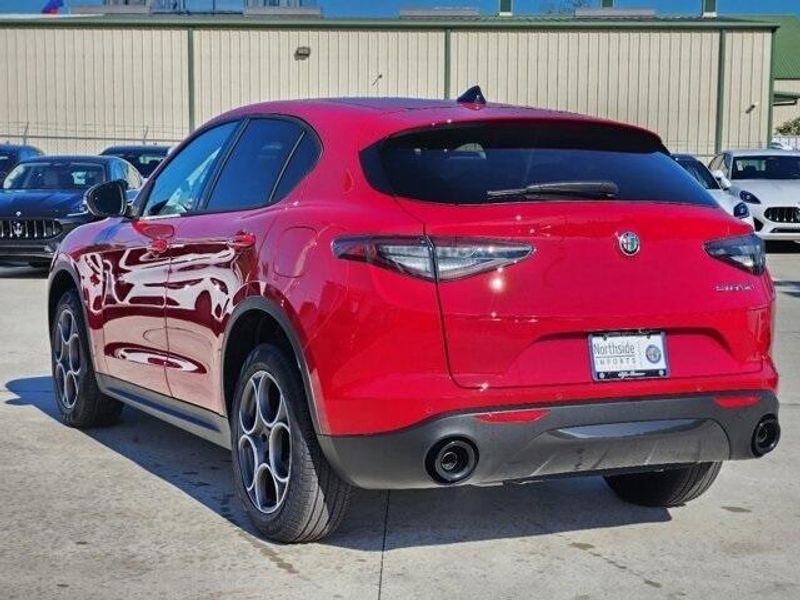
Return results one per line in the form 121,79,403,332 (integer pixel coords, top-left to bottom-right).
739,190,761,204
733,202,750,218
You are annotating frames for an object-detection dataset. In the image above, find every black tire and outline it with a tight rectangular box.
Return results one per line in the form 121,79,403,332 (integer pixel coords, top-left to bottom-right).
605,462,722,507
51,290,123,428
230,343,352,543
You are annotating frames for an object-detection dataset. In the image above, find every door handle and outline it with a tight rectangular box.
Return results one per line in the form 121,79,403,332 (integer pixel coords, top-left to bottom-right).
228,231,256,251
148,238,169,255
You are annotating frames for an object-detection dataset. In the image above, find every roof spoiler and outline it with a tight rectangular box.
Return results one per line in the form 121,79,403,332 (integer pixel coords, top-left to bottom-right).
456,85,487,105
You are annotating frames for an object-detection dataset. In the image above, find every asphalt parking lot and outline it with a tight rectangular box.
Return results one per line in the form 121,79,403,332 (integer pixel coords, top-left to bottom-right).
0,249,798,600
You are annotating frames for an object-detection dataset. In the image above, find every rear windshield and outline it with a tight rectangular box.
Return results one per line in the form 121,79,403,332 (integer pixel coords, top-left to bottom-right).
362,121,716,206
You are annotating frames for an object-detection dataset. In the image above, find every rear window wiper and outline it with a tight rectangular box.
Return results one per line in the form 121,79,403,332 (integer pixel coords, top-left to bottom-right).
486,181,619,200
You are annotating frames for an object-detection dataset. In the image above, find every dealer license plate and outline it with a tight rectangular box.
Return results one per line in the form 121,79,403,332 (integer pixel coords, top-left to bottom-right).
589,332,669,381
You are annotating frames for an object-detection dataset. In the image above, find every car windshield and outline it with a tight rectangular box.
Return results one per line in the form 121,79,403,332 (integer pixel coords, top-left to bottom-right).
731,155,800,180
106,151,167,178
676,158,720,190
3,161,106,191
364,121,716,206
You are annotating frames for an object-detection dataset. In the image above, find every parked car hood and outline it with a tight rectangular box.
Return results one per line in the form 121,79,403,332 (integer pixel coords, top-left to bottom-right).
0,190,86,218
730,180,800,206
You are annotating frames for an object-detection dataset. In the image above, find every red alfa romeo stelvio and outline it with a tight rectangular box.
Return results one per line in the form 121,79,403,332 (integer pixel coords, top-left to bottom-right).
47,89,780,543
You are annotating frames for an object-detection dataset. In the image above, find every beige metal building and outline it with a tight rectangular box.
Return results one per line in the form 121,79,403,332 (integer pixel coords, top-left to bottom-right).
0,14,777,158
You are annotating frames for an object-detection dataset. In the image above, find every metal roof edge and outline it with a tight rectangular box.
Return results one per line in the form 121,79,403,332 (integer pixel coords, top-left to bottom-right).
0,15,780,31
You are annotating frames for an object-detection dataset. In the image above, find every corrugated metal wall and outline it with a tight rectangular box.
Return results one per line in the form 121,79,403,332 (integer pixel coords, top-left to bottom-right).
193,29,445,125
721,31,772,150
450,30,721,156
0,24,773,158
0,27,189,153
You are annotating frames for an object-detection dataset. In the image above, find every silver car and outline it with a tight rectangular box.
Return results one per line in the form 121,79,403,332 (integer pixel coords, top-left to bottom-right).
709,149,800,240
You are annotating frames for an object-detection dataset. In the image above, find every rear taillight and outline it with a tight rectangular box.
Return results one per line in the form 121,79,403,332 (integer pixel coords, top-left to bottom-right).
433,239,534,280
705,233,766,275
332,236,533,282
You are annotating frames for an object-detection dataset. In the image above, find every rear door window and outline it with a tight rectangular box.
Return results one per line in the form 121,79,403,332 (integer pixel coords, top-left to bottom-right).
362,121,716,207
203,118,307,213
271,132,320,202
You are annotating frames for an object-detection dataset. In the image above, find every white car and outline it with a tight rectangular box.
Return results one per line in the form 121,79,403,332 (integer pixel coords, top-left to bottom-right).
672,154,754,228
709,149,800,240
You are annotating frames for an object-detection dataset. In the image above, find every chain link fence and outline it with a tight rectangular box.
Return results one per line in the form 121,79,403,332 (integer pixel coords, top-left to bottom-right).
0,122,186,155
771,136,800,151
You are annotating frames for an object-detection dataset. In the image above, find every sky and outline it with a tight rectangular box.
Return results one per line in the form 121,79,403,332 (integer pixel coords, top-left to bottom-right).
1,0,799,17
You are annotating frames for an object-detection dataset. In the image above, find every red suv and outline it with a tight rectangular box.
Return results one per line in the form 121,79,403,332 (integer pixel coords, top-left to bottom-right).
48,94,780,543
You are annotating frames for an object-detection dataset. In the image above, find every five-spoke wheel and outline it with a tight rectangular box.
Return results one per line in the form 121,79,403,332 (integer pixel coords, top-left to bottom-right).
50,290,123,427
53,308,81,410
237,371,292,514
230,344,352,542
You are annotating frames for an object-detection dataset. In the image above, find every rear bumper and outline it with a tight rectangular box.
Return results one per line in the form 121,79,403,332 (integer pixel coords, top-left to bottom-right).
319,391,779,489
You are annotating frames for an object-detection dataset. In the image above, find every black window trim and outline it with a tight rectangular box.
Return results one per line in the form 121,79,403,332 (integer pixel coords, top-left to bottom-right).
192,114,322,216
268,130,307,203
135,113,322,220
135,117,245,220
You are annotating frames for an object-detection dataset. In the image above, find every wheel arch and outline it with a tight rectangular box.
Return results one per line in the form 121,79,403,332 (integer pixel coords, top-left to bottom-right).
221,296,323,434
48,264,82,331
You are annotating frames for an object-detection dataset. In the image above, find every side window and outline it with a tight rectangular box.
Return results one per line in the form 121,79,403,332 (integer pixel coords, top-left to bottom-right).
126,165,142,189
272,132,320,202
143,122,237,217
204,119,304,213
722,153,732,172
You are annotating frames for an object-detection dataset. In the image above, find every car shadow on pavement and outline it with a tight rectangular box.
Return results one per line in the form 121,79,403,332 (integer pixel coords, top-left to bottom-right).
5,376,671,550
774,280,800,299
0,266,49,279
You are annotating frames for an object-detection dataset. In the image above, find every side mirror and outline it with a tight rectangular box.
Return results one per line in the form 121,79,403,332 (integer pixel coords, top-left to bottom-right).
85,180,128,218
710,169,731,190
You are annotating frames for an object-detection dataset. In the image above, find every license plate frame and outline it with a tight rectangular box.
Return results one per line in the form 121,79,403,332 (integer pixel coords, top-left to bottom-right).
589,332,669,382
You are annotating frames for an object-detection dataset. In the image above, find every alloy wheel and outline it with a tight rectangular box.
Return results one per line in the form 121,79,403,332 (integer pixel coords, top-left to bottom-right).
53,308,82,410
237,371,292,514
